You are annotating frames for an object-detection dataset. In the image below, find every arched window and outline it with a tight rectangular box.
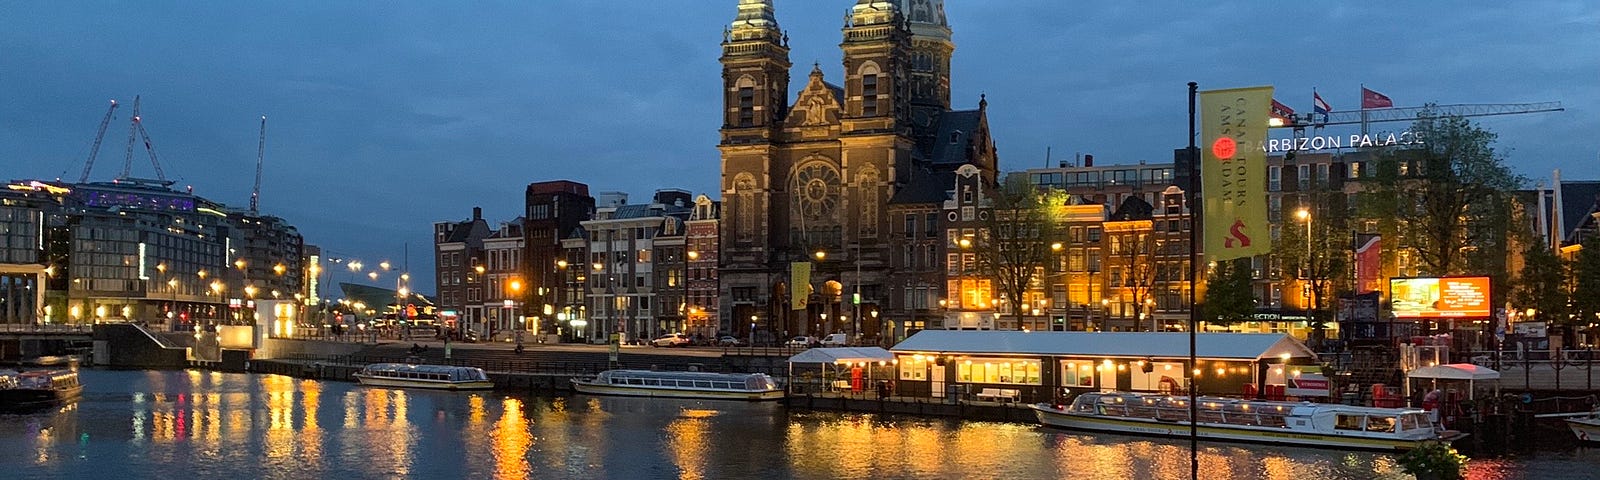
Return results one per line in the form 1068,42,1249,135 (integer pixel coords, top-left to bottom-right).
857,165,880,238
733,173,758,243
858,63,881,117
736,76,757,127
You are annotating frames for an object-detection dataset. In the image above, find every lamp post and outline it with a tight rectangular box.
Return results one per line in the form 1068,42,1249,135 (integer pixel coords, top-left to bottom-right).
1100,297,1111,332
749,314,758,347
474,264,486,338
509,279,523,349
1296,208,1313,339
684,251,696,339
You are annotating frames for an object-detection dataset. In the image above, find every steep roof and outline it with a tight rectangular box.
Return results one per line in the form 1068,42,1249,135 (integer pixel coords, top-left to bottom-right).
889,169,955,205
923,109,983,165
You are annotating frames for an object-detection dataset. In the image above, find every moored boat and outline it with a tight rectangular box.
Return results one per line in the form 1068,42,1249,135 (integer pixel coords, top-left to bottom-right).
0,370,84,412
1566,413,1600,443
1032,391,1464,451
353,363,493,390
571,369,784,401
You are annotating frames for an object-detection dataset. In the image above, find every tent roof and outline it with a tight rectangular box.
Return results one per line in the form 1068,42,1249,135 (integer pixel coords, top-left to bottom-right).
1407,363,1501,381
889,331,1316,361
787,347,895,365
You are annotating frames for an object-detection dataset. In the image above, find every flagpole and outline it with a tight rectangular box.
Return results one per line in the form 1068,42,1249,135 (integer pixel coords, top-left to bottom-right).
1360,84,1369,137
1185,81,1200,480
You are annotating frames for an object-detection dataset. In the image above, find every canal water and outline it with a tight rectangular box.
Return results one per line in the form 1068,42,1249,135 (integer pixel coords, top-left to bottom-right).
0,370,1595,480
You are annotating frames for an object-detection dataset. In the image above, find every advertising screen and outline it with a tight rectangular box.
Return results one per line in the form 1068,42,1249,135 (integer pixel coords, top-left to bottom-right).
1390,277,1491,318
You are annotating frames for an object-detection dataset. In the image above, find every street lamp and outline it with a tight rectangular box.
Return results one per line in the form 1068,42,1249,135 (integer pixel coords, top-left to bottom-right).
1100,297,1110,332
1296,208,1312,335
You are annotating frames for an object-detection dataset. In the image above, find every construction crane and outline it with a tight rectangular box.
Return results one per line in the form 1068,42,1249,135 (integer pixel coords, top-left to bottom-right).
118,95,170,184
77,99,119,183
250,116,266,214
1274,102,1564,135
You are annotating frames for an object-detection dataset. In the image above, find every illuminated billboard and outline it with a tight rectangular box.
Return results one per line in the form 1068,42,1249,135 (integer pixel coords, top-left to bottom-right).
1389,277,1491,319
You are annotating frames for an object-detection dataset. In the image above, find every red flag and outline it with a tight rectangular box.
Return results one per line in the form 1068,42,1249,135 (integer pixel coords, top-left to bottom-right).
1271,99,1295,123
1353,234,1381,294
1361,87,1393,109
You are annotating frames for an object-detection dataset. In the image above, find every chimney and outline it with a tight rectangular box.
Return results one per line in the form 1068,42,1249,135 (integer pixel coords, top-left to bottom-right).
1084,154,1094,167
472,206,482,220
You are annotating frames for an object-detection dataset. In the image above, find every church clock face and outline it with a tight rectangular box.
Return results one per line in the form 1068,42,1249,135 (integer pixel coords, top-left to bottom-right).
793,163,839,219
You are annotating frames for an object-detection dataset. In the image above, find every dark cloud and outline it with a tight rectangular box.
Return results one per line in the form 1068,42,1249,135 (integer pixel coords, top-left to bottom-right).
3,1,1595,294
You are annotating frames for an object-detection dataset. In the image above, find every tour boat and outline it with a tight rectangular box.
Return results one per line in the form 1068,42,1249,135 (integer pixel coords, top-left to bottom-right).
570,369,784,401
353,363,494,390
0,370,84,411
1031,391,1464,451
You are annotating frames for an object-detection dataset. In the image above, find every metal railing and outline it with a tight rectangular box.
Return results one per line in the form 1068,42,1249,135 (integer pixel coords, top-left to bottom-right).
280,353,693,377
0,323,94,334
1463,349,1600,391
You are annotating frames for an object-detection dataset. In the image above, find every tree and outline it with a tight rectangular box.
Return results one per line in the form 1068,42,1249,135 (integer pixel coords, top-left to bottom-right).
974,176,1067,328
1361,111,1523,279
1516,241,1570,325
1572,234,1600,327
1202,258,1256,326
1274,204,1350,348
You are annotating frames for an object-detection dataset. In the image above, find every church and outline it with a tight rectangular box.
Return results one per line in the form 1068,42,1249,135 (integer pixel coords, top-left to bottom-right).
717,0,999,344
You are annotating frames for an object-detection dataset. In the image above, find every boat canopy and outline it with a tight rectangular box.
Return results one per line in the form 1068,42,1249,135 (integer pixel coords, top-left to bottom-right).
1407,363,1500,381
786,347,894,365
891,331,1316,361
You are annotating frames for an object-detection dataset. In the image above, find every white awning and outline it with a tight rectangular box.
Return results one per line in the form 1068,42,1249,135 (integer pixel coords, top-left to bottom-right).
1407,363,1501,381
889,330,1317,362
787,347,895,365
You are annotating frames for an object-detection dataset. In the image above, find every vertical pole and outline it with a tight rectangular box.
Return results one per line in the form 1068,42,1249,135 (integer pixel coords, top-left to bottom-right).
1185,81,1200,480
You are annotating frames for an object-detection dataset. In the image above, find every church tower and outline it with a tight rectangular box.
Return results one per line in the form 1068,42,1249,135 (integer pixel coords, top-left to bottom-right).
900,0,954,120
720,0,791,142
840,0,912,135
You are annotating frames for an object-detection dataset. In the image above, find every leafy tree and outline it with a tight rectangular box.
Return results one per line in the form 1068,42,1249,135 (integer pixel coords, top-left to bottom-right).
1274,194,1351,347
974,176,1068,328
1572,234,1600,327
1201,258,1256,326
1515,241,1570,325
1360,111,1523,280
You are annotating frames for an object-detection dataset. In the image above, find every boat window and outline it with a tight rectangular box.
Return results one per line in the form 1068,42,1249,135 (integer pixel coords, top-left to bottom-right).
1334,414,1365,431
1399,414,1419,432
644,379,660,386
694,381,712,388
714,382,731,390
1366,416,1396,433
628,378,643,385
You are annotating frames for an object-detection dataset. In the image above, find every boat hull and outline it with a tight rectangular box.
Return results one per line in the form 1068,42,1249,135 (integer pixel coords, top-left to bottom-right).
1567,418,1600,443
571,380,784,401
1032,404,1445,452
0,385,83,412
354,375,493,391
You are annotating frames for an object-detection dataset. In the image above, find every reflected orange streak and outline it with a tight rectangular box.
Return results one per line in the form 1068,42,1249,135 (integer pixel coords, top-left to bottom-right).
492,397,532,480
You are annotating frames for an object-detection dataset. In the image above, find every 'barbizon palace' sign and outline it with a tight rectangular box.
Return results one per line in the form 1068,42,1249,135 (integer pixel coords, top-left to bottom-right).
1263,130,1425,153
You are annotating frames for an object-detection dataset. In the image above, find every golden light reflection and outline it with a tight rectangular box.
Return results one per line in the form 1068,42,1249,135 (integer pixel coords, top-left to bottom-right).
666,409,718,480
492,397,532,480
299,379,324,466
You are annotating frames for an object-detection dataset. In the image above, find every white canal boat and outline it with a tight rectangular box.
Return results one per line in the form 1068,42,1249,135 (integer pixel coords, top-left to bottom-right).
1032,391,1464,451
353,363,494,390
571,370,784,401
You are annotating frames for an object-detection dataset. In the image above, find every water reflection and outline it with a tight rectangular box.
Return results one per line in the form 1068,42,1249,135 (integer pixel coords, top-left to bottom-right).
0,370,1594,480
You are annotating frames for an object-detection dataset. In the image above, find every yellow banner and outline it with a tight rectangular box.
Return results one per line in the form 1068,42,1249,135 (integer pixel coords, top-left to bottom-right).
790,262,811,310
1201,86,1273,262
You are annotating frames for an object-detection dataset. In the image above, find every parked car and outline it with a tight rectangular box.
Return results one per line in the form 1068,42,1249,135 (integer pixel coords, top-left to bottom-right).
651,333,691,347
819,333,849,347
785,336,814,348
718,336,745,347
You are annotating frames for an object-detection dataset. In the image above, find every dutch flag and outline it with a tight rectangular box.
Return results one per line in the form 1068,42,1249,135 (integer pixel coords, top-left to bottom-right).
1313,91,1331,117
